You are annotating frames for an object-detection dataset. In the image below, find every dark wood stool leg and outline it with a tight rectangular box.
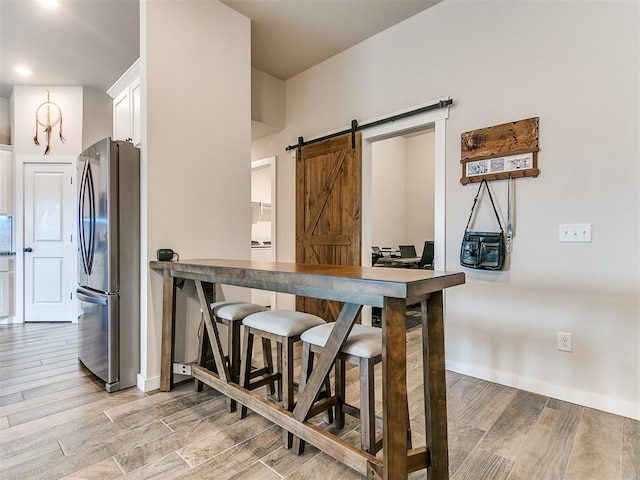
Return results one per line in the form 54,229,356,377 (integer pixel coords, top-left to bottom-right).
407,391,413,450
276,341,283,402
292,342,335,453
360,357,376,453
323,372,334,425
262,337,276,396
282,337,295,449
293,342,313,455
334,357,345,428
239,326,254,419
228,321,241,383
226,321,240,412
283,338,296,411
194,315,206,392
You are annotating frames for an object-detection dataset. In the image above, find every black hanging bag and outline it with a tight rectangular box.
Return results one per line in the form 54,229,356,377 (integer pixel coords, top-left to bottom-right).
460,178,506,270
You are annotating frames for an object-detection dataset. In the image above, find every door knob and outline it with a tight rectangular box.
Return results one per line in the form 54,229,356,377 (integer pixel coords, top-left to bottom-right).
24,247,33,253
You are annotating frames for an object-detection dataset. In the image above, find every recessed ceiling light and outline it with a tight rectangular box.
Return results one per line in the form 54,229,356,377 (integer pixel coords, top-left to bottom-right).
14,65,33,77
40,0,60,8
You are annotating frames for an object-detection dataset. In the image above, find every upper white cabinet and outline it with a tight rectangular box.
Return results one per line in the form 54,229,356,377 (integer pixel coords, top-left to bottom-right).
107,59,140,147
0,146,12,214
113,88,131,141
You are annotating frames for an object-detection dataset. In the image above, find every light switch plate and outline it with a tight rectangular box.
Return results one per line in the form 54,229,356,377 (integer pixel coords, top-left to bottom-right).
559,223,592,242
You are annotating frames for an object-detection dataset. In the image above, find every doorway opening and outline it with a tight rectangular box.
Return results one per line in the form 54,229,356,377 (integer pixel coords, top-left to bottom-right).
361,99,450,324
370,128,435,266
369,128,435,327
251,156,277,309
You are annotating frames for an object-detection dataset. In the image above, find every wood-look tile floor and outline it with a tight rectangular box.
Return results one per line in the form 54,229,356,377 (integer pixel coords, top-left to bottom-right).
0,322,638,480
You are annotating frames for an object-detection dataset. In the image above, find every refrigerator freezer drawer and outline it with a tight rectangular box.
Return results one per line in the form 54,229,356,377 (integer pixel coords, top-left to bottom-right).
77,288,119,390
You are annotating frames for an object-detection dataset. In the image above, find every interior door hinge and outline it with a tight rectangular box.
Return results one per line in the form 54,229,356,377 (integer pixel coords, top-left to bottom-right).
70,292,73,300
70,176,73,185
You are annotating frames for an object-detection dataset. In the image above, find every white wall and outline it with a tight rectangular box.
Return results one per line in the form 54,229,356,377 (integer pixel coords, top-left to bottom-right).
9,86,83,325
405,132,435,248
81,87,112,151
12,86,83,156
252,68,284,137
371,132,435,252
372,137,406,247
140,0,251,391
251,1,639,419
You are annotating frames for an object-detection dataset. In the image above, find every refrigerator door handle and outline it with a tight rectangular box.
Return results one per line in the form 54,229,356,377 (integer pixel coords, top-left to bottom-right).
78,160,96,276
76,290,108,305
86,162,96,275
78,160,89,274
78,159,89,275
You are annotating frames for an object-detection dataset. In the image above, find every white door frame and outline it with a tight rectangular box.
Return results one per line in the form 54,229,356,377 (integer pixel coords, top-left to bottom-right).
15,155,77,324
361,99,449,268
361,99,450,324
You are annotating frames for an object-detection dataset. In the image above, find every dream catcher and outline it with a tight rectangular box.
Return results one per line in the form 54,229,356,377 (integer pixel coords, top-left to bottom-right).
33,90,65,155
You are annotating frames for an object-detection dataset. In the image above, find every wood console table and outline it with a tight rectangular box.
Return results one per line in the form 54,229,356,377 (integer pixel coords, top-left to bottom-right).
150,259,464,480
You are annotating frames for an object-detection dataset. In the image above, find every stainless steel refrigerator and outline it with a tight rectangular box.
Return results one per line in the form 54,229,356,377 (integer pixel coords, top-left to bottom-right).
77,138,140,392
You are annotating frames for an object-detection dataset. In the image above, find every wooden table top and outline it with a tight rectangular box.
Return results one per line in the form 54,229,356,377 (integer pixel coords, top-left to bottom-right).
150,258,465,307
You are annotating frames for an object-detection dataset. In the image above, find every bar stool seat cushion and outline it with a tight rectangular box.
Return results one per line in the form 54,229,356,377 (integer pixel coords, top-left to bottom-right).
210,301,267,321
243,310,325,337
301,323,382,359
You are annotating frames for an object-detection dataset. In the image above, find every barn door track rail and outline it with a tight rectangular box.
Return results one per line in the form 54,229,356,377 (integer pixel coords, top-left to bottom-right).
286,99,454,156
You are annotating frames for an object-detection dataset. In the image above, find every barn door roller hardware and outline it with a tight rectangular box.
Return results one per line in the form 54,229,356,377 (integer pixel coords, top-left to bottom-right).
286,99,453,153
350,120,358,149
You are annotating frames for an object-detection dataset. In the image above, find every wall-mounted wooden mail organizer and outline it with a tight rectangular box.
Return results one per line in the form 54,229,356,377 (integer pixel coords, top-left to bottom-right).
460,117,539,185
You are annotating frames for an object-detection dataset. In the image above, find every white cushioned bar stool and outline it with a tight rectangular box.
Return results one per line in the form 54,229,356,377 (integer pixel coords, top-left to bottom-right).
196,301,268,412
239,309,326,448
296,323,403,456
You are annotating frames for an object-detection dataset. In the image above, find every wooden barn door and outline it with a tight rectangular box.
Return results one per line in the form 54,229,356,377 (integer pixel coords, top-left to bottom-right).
296,132,362,322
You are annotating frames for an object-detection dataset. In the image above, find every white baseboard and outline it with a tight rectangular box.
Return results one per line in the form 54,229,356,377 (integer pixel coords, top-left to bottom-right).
446,360,640,421
137,373,160,393
0,316,21,324
136,372,192,392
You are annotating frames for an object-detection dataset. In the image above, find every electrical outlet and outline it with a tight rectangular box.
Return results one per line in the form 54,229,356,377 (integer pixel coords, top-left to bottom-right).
172,363,192,375
557,332,572,352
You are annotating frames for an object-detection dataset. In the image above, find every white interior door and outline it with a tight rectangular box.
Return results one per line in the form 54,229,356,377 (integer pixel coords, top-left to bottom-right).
24,163,76,322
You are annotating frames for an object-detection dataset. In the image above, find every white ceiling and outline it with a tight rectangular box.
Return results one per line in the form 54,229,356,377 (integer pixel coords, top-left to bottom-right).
0,0,441,99
221,0,441,80
0,0,140,98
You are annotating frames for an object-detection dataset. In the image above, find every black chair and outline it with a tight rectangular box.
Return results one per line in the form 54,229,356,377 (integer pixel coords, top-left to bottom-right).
419,241,434,269
371,246,383,266
398,245,417,258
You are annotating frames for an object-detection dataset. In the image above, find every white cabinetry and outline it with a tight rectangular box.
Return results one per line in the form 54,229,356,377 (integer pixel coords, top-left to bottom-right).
0,146,12,214
0,256,12,318
107,59,140,147
251,246,272,263
0,146,12,317
0,269,10,318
